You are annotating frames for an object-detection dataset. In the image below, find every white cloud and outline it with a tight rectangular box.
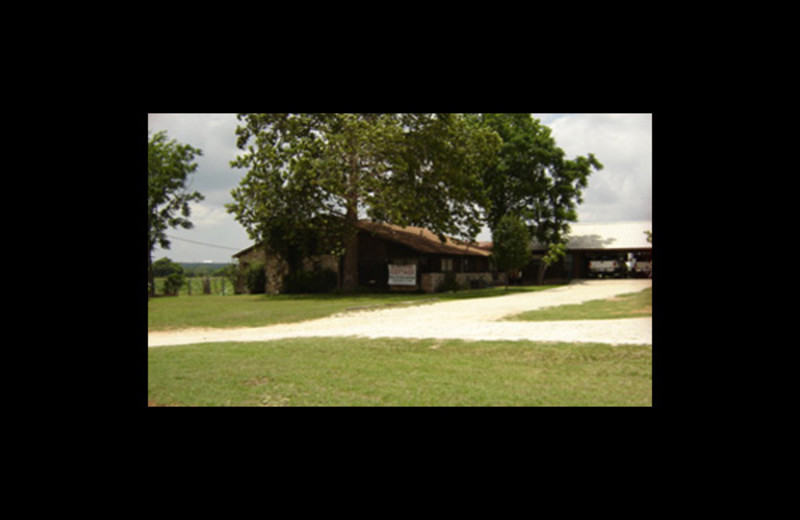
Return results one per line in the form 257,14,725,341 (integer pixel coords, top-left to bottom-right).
546,114,652,223
188,201,229,228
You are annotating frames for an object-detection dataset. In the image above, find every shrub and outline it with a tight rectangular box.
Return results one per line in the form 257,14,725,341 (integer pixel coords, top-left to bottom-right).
219,263,245,294
284,269,338,294
245,262,267,294
437,271,461,292
164,273,184,296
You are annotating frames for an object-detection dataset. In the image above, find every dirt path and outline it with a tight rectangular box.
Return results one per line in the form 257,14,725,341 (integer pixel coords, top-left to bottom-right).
148,279,652,347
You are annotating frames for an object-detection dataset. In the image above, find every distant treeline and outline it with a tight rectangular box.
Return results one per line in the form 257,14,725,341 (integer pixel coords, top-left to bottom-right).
179,262,232,277
153,257,233,278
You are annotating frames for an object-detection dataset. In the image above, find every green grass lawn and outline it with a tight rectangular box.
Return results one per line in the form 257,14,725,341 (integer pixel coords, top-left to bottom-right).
148,337,652,407
148,285,560,331
507,287,652,321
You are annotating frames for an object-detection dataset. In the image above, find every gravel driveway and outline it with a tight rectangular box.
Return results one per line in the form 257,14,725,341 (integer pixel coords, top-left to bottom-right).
148,279,652,347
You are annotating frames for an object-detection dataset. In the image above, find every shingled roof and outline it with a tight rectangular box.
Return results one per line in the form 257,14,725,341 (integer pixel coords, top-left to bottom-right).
356,220,490,257
233,220,491,259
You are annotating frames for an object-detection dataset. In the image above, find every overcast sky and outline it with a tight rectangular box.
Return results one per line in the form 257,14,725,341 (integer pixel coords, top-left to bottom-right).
147,113,652,263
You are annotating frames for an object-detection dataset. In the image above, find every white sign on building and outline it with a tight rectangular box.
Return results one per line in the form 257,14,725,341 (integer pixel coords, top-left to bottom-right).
388,264,416,286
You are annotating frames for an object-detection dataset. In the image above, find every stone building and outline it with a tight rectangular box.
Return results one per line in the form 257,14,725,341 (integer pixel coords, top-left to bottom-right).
232,220,494,294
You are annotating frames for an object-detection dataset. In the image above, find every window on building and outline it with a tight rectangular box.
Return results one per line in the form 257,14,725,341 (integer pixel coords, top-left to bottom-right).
441,258,453,272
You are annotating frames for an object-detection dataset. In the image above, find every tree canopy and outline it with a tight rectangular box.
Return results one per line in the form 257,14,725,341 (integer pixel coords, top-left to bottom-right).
491,214,531,289
228,113,501,291
152,257,184,278
477,114,603,283
226,113,602,290
148,130,204,296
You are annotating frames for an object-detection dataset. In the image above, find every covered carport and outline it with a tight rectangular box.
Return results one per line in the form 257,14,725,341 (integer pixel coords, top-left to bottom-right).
527,221,652,283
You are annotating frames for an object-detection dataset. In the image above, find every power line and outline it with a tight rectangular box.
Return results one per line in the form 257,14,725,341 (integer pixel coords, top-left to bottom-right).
166,234,243,251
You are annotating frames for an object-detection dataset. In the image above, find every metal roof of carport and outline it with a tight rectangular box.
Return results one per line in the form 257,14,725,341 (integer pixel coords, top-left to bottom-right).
531,221,652,251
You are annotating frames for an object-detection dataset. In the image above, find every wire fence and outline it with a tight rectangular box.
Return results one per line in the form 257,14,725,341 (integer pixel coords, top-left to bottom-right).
151,276,235,297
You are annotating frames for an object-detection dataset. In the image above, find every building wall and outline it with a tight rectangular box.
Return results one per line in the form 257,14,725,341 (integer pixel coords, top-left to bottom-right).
420,272,495,293
358,231,492,291
235,246,339,294
420,272,443,293
235,230,493,294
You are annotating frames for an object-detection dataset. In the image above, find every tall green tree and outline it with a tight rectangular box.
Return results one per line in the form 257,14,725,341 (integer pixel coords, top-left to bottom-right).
476,114,602,284
228,113,500,292
474,113,561,235
147,130,204,297
491,214,531,290
529,151,603,283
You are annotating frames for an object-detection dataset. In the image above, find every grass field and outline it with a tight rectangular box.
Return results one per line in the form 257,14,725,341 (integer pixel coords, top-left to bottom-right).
148,337,652,407
148,285,560,331
147,283,652,407
507,287,652,321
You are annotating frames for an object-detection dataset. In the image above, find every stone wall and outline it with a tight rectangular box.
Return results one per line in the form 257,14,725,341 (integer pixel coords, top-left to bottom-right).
420,272,496,293
236,246,340,294
265,254,289,294
421,273,445,293
455,272,494,289
301,255,340,276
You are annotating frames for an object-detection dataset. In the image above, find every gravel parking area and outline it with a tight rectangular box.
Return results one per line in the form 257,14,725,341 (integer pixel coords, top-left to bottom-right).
148,279,652,347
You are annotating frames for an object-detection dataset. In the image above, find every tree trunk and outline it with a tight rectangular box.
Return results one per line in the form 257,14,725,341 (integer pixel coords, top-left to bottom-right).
148,253,155,298
341,205,359,293
341,149,360,293
537,261,547,285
